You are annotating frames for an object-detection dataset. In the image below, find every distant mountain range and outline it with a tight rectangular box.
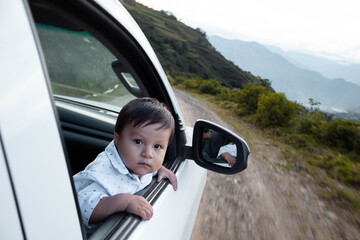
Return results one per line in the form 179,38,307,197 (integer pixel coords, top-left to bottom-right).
265,46,360,86
209,35,360,113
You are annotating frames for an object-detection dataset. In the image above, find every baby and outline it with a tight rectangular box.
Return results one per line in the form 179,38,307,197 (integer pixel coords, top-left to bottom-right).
73,98,178,228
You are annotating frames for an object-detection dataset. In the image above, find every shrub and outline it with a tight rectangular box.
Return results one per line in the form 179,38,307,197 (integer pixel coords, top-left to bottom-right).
183,78,198,89
173,76,186,85
216,88,240,103
198,79,222,95
256,92,298,128
334,160,360,187
219,100,238,110
319,119,360,154
294,112,325,136
235,84,269,115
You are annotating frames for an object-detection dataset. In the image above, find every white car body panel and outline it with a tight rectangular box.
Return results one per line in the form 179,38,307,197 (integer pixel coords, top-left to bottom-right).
1,1,83,239
0,141,23,239
130,160,206,240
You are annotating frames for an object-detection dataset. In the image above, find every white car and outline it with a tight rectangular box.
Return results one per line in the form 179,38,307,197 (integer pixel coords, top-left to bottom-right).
0,0,249,239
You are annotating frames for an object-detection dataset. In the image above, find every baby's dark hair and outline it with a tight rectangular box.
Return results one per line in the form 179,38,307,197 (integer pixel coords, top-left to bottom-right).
115,98,175,143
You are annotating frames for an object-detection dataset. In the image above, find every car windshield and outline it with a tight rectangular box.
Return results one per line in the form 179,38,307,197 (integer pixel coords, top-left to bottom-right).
36,24,136,112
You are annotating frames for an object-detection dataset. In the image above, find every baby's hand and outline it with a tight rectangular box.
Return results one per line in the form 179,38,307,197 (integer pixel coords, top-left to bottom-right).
222,152,236,167
125,195,153,220
157,166,178,191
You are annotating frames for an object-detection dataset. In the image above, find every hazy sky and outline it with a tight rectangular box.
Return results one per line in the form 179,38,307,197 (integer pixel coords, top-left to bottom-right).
136,0,360,64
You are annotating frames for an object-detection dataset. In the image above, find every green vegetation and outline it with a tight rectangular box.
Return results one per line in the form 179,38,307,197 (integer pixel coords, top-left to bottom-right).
173,77,360,213
235,84,269,115
256,93,299,128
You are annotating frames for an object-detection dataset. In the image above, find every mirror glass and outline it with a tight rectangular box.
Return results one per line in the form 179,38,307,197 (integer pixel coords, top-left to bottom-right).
201,128,238,168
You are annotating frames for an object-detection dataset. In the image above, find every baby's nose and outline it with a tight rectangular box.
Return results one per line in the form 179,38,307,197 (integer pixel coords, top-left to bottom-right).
141,145,153,159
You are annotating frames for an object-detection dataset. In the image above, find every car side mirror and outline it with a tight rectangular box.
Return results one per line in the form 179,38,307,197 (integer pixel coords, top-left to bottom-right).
189,119,250,174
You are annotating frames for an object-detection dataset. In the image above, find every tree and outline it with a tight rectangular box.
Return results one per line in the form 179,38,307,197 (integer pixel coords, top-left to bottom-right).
309,98,321,113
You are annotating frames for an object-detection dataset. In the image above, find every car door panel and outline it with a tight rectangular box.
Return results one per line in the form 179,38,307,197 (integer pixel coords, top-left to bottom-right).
0,1,84,239
0,139,24,239
123,160,207,240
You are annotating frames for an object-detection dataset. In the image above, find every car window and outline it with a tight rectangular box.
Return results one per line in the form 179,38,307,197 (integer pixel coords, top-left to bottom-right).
36,24,136,112
30,3,181,238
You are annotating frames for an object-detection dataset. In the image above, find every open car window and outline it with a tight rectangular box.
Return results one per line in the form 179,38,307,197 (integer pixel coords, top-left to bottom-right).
29,1,181,238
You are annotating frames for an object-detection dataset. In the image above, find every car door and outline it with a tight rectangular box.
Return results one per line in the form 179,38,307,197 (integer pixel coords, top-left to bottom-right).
0,1,84,239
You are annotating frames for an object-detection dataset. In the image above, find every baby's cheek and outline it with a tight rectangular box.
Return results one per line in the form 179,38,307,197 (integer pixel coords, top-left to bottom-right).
155,155,165,168
160,152,167,162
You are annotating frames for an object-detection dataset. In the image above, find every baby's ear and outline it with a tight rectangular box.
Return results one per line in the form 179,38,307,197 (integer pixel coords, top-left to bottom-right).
114,131,119,141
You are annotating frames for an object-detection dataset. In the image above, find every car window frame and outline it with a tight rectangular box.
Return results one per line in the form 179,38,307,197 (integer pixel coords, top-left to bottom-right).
30,0,183,166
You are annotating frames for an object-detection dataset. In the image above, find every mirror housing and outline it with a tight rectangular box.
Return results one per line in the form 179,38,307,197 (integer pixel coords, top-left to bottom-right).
189,119,250,174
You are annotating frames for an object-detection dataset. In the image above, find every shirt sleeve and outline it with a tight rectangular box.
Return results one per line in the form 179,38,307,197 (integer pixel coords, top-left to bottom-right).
217,144,237,158
74,177,108,228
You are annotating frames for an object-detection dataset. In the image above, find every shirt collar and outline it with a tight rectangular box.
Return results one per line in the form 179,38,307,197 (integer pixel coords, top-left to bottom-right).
105,140,130,175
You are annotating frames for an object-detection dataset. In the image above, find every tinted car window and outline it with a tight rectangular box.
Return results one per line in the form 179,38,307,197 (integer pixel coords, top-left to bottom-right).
36,24,136,112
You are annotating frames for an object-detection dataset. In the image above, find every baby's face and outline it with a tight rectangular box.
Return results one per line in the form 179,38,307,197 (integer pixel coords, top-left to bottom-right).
115,122,172,177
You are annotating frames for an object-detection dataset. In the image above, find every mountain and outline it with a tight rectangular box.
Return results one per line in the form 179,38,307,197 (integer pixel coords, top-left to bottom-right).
121,0,268,89
209,35,360,112
265,46,360,86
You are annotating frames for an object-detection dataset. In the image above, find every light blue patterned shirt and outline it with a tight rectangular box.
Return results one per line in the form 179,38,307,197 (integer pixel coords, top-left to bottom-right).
73,140,155,228
217,143,237,158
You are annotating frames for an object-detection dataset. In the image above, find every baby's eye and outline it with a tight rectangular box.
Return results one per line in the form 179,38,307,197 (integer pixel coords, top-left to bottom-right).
134,139,143,145
154,144,162,150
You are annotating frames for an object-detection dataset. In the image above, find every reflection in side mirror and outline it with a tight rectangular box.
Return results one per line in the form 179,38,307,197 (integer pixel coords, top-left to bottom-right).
192,120,250,174
202,129,237,168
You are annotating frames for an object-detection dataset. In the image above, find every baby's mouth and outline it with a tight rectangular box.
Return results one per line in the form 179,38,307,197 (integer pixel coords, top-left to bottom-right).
138,162,151,167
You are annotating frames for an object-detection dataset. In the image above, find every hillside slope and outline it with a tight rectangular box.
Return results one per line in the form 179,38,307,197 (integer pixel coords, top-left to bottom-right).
121,0,268,89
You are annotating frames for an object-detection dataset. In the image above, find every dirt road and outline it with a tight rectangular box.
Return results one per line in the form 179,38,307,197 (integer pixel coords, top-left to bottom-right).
174,89,360,240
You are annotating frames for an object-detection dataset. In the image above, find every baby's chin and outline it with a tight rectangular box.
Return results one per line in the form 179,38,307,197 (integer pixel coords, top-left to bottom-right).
130,167,154,178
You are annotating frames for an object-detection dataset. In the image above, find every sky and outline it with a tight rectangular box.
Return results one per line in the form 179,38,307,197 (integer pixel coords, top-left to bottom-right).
136,0,360,64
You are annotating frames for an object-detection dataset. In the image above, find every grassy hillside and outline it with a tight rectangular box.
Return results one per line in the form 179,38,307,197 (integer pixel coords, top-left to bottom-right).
174,78,360,215
121,0,270,89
